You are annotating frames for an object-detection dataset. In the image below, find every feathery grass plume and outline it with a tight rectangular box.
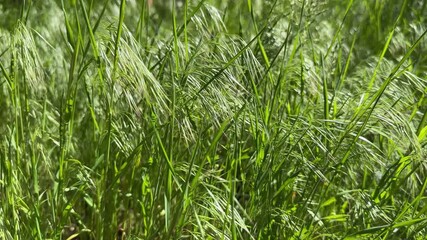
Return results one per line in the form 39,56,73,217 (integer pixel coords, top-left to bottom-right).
99,23,170,116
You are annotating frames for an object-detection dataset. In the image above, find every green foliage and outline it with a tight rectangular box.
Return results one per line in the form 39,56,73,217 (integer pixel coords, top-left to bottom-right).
1,0,427,239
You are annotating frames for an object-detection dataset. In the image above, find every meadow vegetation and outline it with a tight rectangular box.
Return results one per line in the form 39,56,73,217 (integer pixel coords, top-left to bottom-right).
0,0,427,239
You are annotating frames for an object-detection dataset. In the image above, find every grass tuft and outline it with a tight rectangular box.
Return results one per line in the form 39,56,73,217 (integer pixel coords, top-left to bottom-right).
0,0,427,239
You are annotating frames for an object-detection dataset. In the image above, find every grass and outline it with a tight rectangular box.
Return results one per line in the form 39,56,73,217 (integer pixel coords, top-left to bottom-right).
1,0,427,239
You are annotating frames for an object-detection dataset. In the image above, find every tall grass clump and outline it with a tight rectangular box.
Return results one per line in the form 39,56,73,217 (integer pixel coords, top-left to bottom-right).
1,0,427,239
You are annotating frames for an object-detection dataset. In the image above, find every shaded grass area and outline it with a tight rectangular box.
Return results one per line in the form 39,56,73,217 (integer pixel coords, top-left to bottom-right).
1,0,427,239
